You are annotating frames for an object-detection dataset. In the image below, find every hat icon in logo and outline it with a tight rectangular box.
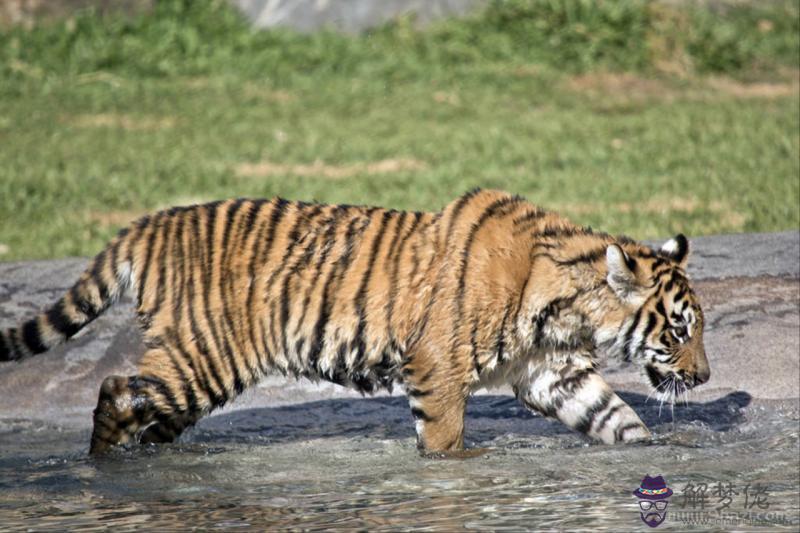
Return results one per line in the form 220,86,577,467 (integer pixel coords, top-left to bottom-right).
633,475,673,528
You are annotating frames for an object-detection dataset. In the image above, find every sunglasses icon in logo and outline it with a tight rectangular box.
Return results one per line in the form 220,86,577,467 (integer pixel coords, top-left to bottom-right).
639,500,669,512
633,475,673,528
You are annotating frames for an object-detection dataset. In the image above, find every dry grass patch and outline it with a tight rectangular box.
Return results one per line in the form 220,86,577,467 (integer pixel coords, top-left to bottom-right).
704,76,798,99
433,91,461,106
565,71,798,104
180,77,214,90
242,83,294,103
86,197,217,229
86,209,148,229
557,196,746,230
565,72,677,101
73,72,125,88
180,78,294,103
64,113,177,131
235,158,427,179
511,64,545,78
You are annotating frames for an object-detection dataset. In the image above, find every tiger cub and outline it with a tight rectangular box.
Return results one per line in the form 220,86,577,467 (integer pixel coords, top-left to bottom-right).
0,189,710,454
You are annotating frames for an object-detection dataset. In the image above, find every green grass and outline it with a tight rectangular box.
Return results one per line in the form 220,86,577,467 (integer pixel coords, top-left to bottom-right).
0,0,798,261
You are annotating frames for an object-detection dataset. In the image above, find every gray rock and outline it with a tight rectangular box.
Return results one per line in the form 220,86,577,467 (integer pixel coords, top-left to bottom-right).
0,231,798,430
648,230,800,280
232,0,488,33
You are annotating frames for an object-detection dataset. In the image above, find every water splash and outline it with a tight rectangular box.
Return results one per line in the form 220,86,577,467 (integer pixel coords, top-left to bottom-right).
0,393,798,530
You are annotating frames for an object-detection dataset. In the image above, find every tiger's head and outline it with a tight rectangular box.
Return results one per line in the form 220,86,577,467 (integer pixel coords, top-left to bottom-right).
606,234,710,397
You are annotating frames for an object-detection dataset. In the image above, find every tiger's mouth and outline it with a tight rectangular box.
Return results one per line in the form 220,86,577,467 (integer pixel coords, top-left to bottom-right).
645,365,696,393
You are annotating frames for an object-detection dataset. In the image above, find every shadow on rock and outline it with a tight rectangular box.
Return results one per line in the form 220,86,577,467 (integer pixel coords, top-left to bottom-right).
621,390,752,432
188,391,753,446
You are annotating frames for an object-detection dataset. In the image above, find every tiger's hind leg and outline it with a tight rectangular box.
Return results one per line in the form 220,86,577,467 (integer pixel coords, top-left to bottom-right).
139,410,199,445
90,373,200,454
408,387,467,453
403,347,474,454
90,375,162,454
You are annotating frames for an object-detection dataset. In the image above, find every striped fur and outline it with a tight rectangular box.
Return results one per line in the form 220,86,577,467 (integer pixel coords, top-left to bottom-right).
0,189,710,454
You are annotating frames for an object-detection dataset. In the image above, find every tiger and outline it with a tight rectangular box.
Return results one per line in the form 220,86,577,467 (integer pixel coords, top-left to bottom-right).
0,189,710,455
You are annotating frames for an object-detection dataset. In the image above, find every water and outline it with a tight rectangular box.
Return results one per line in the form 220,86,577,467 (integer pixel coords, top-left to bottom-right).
1,392,798,531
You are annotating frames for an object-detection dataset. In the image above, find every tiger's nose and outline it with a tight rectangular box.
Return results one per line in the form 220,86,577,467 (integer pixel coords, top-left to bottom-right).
695,367,710,385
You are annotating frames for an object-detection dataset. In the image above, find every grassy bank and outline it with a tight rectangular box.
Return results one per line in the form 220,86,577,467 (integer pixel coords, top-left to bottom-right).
0,0,798,260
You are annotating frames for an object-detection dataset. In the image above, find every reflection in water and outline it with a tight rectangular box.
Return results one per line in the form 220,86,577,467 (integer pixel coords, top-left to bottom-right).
1,392,798,530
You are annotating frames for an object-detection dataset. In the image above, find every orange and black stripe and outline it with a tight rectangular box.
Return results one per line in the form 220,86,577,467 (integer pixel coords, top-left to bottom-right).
1,228,132,362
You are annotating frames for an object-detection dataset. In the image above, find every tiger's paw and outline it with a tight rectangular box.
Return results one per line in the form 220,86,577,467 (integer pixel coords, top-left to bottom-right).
603,424,651,445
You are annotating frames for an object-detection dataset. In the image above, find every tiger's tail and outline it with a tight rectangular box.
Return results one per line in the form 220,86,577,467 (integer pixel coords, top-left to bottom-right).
0,229,135,362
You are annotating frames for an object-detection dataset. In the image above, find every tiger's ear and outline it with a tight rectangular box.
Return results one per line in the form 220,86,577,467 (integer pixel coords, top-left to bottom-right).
606,244,641,304
660,234,689,268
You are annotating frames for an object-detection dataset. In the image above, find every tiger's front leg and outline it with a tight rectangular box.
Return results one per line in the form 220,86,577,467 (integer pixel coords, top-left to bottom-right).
513,359,651,444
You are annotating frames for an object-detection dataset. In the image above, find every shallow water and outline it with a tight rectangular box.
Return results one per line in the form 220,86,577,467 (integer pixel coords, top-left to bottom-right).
1,392,798,531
